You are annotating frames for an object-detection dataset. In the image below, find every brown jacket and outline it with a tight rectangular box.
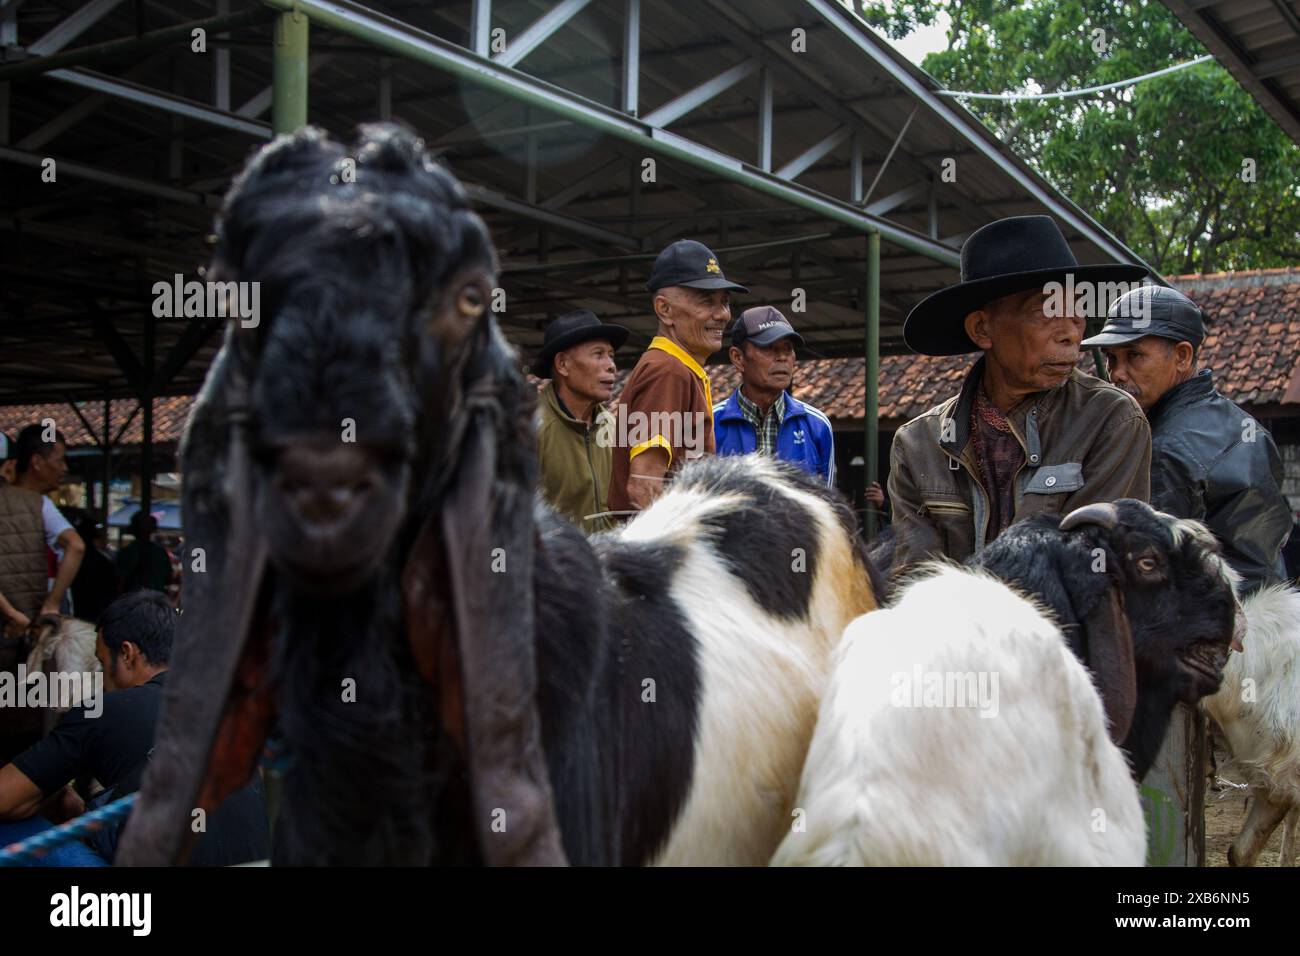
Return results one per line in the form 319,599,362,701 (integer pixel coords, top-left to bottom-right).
607,336,715,513
888,357,1151,569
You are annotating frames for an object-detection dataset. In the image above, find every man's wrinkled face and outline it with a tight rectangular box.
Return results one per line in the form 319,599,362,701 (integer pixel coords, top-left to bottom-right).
30,441,68,494
966,289,1084,392
655,286,732,358
555,339,618,404
1103,337,1193,411
731,337,796,394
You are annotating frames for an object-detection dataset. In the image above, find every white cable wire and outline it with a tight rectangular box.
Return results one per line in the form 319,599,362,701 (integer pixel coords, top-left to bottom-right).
936,54,1214,101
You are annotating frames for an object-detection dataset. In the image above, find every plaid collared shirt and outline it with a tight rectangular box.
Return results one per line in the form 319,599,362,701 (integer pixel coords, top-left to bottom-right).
736,388,786,458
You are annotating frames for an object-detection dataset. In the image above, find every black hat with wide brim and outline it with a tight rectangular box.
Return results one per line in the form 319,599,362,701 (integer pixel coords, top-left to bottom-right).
903,215,1149,356
533,309,630,379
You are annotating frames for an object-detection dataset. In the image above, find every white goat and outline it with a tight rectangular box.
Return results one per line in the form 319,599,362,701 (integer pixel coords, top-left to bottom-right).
771,565,1146,866
24,615,100,731
1202,584,1300,866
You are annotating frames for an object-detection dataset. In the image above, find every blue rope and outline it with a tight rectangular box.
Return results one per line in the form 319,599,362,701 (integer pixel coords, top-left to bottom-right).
0,737,293,866
0,793,138,866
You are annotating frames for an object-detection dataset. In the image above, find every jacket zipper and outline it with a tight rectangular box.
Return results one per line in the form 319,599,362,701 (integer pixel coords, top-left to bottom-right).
584,427,601,529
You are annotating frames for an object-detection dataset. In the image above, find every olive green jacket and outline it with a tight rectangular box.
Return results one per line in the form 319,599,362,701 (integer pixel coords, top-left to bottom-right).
536,382,616,535
887,357,1151,570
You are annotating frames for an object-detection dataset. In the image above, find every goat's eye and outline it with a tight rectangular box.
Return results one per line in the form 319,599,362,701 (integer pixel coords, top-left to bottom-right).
457,285,485,319
1136,557,1158,574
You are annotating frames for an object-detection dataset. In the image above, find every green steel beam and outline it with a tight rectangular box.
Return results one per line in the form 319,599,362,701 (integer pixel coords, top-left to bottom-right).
272,8,309,135
864,231,880,538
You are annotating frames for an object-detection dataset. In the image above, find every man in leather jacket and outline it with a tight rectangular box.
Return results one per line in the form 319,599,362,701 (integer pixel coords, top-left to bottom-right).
1084,284,1292,593
888,216,1151,569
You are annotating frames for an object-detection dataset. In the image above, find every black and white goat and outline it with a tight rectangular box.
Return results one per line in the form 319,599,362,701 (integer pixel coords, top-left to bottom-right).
772,500,1242,866
116,124,880,867
1202,584,1300,866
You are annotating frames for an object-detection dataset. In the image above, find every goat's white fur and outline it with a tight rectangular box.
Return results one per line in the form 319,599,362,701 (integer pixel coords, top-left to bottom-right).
624,457,877,866
771,564,1146,866
1202,584,1300,866
24,616,100,712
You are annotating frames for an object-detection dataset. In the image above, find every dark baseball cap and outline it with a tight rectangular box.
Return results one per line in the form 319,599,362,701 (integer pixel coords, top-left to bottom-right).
1081,285,1205,349
646,239,748,294
731,305,805,349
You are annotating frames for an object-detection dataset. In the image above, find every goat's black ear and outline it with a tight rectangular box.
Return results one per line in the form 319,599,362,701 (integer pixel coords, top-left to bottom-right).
1081,585,1138,745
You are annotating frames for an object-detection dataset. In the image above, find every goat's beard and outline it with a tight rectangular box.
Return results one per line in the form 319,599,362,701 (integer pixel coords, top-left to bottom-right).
266,578,470,865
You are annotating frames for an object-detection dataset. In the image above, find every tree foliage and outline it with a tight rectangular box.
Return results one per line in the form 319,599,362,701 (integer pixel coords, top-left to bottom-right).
859,0,1300,274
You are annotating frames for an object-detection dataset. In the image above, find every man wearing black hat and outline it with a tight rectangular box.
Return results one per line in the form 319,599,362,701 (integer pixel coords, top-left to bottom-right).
608,240,747,513
713,306,836,485
888,215,1153,569
1083,285,1292,592
533,309,629,534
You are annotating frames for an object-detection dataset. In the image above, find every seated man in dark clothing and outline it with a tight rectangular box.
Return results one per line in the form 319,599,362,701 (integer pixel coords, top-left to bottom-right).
0,590,269,865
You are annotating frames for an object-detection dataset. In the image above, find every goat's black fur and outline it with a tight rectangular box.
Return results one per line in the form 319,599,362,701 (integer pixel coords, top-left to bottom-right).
173,124,875,866
972,500,1238,780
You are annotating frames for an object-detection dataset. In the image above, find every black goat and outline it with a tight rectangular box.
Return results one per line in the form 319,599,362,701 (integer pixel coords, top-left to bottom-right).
971,499,1244,779
116,124,879,866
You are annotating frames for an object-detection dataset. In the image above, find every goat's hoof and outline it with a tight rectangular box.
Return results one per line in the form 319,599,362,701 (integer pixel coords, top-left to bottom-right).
1227,846,1240,867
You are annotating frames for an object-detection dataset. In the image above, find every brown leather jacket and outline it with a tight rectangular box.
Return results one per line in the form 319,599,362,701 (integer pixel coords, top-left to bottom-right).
887,357,1151,569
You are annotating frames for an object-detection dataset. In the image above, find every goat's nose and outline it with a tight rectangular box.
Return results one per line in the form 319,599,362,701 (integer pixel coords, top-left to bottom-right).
275,444,378,526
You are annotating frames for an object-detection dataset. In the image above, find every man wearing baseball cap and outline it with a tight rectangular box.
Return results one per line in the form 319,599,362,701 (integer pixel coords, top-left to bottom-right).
533,309,629,534
888,215,1152,569
713,306,836,485
607,239,747,513
1083,285,1291,592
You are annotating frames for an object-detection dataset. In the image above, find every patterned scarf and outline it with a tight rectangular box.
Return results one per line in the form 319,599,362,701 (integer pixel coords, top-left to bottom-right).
969,386,1025,539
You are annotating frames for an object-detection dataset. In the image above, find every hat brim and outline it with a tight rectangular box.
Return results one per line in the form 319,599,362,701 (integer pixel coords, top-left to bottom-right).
662,275,749,293
903,263,1149,356
533,324,630,378
744,328,805,348
1079,329,1151,348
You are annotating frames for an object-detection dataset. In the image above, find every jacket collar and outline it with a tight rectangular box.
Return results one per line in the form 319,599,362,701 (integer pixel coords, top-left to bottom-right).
718,387,804,422
1148,368,1214,425
938,354,1049,466
542,381,611,434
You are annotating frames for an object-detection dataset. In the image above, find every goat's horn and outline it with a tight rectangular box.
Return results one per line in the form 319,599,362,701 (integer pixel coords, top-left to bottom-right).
1060,502,1121,532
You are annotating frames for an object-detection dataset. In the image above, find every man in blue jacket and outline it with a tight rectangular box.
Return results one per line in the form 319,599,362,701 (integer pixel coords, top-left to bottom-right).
714,306,836,485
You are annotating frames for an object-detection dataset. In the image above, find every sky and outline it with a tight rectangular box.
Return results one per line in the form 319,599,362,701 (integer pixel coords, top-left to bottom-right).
858,2,952,66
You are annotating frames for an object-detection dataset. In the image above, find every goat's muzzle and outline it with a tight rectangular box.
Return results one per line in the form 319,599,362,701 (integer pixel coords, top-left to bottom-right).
262,441,404,594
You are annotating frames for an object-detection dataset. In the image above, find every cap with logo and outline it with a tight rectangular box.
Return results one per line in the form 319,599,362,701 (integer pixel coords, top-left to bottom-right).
1080,285,1205,349
646,239,748,294
730,305,804,349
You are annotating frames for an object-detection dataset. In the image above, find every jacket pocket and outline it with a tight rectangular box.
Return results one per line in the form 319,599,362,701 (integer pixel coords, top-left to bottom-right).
1023,462,1084,495
920,498,971,517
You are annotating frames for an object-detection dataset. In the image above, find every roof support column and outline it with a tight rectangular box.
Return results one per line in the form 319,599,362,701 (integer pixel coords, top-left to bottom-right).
622,0,639,116
864,231,880,538
272,8,308,135
139,315,155,523
102,390,111,519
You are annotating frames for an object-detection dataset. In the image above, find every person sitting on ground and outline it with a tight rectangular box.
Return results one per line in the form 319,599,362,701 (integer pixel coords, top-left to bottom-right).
0,589,271,865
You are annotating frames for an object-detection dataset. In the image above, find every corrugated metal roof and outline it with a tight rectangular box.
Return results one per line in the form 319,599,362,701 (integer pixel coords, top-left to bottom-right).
1,0,1154,406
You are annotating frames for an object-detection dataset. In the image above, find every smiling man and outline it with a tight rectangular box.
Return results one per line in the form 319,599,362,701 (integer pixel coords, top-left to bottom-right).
607,240,747,513
1084,285,1291,593
713,306,836,485
888,216,1153,569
